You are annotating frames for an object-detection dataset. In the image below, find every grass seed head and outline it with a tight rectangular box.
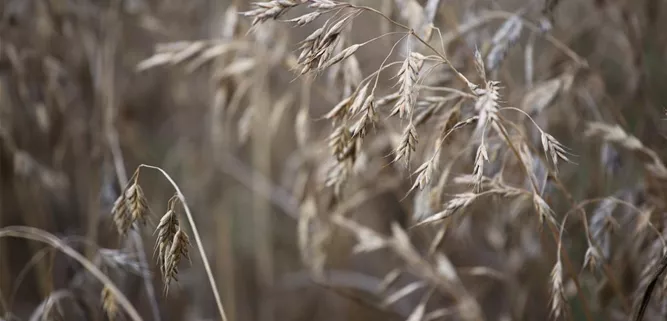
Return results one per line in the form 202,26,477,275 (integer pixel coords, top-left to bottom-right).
101,285,118,321
126,182,149,226
164,227,192,294
393,124,418,167
242,0,302,26
155,200,180,281
390,52,424,119
111,193,131,236
549,261,566,319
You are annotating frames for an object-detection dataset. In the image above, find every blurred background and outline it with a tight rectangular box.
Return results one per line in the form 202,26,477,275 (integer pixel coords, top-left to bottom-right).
1,0,667,320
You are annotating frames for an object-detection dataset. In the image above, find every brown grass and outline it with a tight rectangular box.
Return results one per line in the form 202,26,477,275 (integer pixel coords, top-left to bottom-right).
3,0,667,320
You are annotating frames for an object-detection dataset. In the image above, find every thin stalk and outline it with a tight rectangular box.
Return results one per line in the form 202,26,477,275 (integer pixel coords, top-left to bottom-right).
107,97,161,321
101,1,161,318
494,119,594,321
347,4,473,90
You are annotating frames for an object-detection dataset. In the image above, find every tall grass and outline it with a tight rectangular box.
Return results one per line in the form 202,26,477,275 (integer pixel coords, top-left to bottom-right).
2,0,667,320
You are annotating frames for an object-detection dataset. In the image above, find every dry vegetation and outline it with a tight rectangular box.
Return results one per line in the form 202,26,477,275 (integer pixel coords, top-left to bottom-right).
2,0,667,320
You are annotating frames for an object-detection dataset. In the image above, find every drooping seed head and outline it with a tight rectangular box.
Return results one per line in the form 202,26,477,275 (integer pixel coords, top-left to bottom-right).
163,227,191,294
101,285,118,321
111,194,131,236
126,183,149,226
155,201,180,280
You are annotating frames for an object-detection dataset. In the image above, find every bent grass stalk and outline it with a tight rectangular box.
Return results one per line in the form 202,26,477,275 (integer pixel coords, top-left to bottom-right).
0,226,142,321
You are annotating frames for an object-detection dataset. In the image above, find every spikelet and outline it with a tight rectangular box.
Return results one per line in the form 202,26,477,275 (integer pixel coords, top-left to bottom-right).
112,172,148,235
540,131,571,173
125,182,148,226
288,12,322,26
241,0,302,26
350,95,376,138
328,125,353,161
416,193,478,225
390,52,425,119
472,142,489,192
393,123,418,167
111,192,131,236
296,14,354,74
155,197,180,280
409,155,438,194
101,285,118,321
163,227,192,294
549,261,565,318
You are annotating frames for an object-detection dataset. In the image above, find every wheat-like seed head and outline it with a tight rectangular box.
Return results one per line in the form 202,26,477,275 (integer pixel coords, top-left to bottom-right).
328,125,353,161
101,284,118,321
112,173,149,236
348,83,370,116
416,192,478,225
125,182,148,226
472,142,489,192
242,0,302,26
390,52,424,119
296,14,355,74
533,194,557,227
351,95,376,138
549,261,565,319
540,131,571,172
325,158,353,197
393,123,418,167
409,155,438,194
155,198,180,280
111,193,131,236
474,81,500,125
288,11,322,26
583,243,602,272
163,227,191,294
318,43,361,71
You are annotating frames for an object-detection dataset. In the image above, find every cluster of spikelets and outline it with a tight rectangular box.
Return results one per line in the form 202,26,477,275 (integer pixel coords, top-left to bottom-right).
126,1,665,320
240,0,585,319
101,285,118,321
155,196,191,291
111,172,149,235
108,170,191,319
246,0,571,200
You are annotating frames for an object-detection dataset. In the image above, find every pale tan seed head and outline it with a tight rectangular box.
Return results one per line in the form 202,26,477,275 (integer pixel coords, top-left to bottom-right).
390,52,424,119
393,123,418,167
101,285,118,321
328,125,353,161
111,193,131,236
163,227,191,294
241,0,301,26
125,182,149,226
155,197,180,280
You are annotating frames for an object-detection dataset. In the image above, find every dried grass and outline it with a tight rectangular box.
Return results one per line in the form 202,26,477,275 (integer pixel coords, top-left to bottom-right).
4,0,667,320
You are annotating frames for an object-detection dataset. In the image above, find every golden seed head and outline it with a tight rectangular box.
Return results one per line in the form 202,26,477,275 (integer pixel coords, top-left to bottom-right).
155,208,180,281
126,183,149,226
163,227,191,294
101,285,118,321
